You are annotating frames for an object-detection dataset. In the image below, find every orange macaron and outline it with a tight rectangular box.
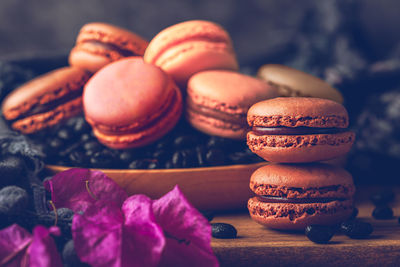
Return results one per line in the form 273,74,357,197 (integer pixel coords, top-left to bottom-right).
1,67,91,134
186,70,278,139
83,57,182,149
69,22,149,73
144,20,239,87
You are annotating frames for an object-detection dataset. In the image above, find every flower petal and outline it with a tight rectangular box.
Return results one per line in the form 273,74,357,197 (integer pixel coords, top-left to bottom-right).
29,225,63,267
72,202,124,267
0,224,31,267
121,195,165,267
152,186,219,267
44,168,128,213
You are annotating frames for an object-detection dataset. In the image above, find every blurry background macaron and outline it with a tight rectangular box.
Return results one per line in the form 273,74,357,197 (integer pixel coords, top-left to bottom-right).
1,66,90,134
247,97,355,163
83,57,182,149
69,22,149,73
257,64,344,103
186,70,278,139
248,163,355,230
144,20,239,87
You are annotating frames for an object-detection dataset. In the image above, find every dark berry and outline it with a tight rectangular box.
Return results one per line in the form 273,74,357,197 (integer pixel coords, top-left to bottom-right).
0,156,29,188
0,186,29,215
305,225,335,244
211,223,237,239
341,220,373,239
205,149,226,166
370,190,395,205
62,239,89,267
372,205,393,219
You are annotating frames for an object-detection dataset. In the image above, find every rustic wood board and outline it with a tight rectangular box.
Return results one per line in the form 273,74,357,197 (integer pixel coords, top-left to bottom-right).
211,186,400,267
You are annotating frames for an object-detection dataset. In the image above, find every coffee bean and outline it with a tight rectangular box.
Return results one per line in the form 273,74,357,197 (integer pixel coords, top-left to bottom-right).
206,148,226,166
129,160,149,169
201,211,215,222
211,223,237,239
73,117,91,134
148,161,161,169
69,151,87,166
83,141,102,152
305,225,335,244
174,135,198,149
119,151,134,164
48,138,64,150
370,190,395,205
350,207,359,219
372,205,393,219
341,220,373,239
90,150,115,168
80,134,91,143
58,128,74,141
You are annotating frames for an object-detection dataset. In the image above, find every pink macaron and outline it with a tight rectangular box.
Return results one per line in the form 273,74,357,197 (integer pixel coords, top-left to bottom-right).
83,57,182,149
186,70,278,139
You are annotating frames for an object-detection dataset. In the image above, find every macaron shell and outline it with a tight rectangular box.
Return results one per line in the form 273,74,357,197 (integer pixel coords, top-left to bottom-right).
2,67,89,120
247,131,355,163
188,70,278,114
250,163,354,190
186,108,247,139
154,40,238,86
69,22,148,73
83,57,172,127
10,97,83,134
247,97,349,128
257,64,343,103
93,86,182,149
248,197,353,230
144,20,238,86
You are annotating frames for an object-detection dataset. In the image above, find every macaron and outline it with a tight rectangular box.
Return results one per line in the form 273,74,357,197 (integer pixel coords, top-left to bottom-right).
248,163,355,230
257,64,344,103
69,22,149,73
1,67,91,134
247,97,355,163
144,20,239,87
186,70,278,139
83,57,182,149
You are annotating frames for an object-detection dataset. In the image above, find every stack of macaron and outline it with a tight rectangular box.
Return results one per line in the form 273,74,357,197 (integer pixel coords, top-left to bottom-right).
2,20,280,150
246,95,356,230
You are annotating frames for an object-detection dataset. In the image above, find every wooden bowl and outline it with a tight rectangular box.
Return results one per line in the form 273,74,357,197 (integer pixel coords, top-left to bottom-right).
45,162,267,211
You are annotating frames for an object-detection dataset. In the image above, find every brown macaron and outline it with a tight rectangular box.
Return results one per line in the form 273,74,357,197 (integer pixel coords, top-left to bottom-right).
1,67,90,134
248,163,355,230
257,64,343,103
247,97,355,163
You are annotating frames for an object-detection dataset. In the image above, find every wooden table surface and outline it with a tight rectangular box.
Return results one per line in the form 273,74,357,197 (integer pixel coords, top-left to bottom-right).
211,185,400,267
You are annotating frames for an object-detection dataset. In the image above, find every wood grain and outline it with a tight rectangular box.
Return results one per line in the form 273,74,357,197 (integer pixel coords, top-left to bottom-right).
46,162,266,211
211,185,400,267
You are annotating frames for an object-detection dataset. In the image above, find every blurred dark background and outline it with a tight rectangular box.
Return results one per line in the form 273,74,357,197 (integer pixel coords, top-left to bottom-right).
1,0,400,183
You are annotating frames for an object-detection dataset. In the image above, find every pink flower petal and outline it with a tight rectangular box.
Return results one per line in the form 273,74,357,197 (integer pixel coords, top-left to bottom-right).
29,225,63,267
0,224,31,267
122,195,165,267
72,202,124,267
153,186,219,267
44,168,128,213
73,196,165,267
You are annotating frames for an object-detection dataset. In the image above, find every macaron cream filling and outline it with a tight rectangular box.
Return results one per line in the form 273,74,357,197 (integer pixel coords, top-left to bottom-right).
186,97,246,127
251,126,349,135
83,41,139,57
256,195,347,204
9,89,83,122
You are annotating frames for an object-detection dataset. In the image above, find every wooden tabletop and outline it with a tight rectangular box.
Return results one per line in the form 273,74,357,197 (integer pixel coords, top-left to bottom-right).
211,185,400,267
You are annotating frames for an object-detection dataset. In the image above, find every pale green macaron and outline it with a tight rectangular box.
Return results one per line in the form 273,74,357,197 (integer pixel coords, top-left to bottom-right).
257,64,343,103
